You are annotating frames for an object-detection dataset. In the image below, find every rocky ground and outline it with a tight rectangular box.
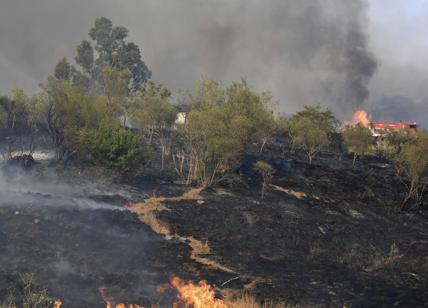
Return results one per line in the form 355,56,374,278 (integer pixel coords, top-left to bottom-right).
0,146,427,307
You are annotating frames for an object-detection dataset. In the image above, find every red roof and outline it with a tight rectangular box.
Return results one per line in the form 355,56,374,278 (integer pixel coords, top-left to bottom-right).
371,122,417,129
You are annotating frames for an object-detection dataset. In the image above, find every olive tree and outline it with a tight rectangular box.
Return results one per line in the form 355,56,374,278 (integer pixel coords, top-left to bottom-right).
342,124,375,166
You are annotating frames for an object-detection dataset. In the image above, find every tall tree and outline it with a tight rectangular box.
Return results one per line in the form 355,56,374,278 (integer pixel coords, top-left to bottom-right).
54,58,72,81
78,17,151,92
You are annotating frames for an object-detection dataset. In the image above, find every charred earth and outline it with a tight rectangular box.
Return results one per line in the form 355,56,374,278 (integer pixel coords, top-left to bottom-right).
0,147,427,307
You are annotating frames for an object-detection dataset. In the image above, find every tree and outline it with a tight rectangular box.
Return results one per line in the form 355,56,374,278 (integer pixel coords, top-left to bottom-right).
276,115,297,153
254,161,275,199
131,81,176,169
342,124,375,166
54,58,72,80
99,66,129,115
0,89,32,158
40,79,103,160
391,131,428,209
177,78,274,187
289,105,338,164
76,17,151,92
75,40,94,75
225,79,275,152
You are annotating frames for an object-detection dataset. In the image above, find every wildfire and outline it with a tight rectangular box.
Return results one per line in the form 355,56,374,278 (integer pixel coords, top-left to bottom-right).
170,277,227,308
352,109,370,127
54,299,62,308
99,285,144,308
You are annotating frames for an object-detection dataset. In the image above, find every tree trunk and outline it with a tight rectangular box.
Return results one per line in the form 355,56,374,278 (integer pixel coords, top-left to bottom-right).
352,152,357,167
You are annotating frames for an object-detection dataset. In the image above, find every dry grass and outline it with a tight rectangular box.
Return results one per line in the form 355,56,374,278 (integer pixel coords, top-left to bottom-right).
309,244,321,259
242,212,257,224
365,243,403,272
225,293,291,308
271,185,307,199
188,237,235,273
215,188,234,196
337,244,403,272
128,188,235,273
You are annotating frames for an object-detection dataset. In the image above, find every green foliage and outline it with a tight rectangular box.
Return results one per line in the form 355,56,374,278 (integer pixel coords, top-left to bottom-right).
85,120,149,173
75,40,94,74
178,78,274,187
52,17,151,94
132,86,176,131
392,131,428,209
380,130,414,161
20,274,54,308
41,79,93,159
100,66,130,116
0,274,58,308
342,124,375,166
84,17,151,92
289,105,338,164
0,89,29,131
254,161,275,199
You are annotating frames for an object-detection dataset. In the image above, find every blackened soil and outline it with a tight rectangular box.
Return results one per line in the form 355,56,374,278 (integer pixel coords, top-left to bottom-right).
155,154,428,307
0,166,222,308
1,152,428,307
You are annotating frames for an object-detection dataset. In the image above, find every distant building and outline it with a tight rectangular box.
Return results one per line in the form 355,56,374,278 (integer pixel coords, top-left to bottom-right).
175,112,187,125
370,121,418,137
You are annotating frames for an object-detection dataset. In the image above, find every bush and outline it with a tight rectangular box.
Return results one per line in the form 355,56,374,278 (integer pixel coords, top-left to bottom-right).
289,105,338,164
392,131,428,209
85,121,149,174
254,161,275,199
178,78,274,187
342,124,375,166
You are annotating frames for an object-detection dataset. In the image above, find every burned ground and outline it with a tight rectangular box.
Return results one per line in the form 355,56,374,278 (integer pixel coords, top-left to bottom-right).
0,149,427,307
0,166,220,307
144,151,428,307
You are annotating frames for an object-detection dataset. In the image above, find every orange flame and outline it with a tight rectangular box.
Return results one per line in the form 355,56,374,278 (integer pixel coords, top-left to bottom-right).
170,277,227,308
352,109,370,127
99,285,144,308
54,299,62,308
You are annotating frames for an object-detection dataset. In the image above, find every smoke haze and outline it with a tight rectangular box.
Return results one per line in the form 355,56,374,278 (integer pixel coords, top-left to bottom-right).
0,0,426,124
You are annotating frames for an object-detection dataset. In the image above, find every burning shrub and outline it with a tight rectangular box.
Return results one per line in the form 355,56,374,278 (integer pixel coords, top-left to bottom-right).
84,120,150,174
342,124,375,166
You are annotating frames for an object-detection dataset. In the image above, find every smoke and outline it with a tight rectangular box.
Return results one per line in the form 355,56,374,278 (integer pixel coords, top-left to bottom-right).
0,160,134,210
2,0,422,120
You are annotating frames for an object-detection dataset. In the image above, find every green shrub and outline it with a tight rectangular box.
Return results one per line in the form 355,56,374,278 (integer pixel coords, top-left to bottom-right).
254,161,275,199
342,124,375,166
86,121,149,173
289,105,338,164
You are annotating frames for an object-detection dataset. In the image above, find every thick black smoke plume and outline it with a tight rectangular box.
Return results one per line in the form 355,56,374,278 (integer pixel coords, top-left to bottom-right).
0,0,379,117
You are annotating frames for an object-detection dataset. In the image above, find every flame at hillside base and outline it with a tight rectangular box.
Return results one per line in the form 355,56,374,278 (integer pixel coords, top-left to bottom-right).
99,285,144,308
170,276,227,308
352,109,370,127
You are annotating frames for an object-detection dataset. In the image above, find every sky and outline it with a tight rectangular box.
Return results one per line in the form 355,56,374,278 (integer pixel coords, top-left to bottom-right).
0,0,427,125
367,0,428,126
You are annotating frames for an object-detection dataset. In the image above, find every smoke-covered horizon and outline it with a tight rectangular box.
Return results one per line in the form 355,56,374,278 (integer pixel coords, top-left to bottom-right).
0,0,427,125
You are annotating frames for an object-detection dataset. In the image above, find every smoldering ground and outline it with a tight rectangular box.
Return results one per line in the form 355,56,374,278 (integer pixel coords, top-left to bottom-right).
0,164,191,307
